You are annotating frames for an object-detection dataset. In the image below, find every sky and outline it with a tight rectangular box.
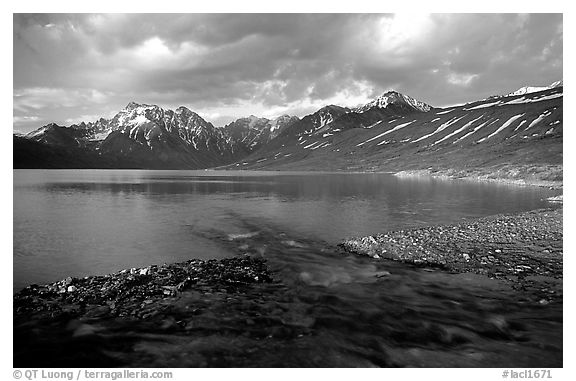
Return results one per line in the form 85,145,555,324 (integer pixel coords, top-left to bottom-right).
13,13,563,133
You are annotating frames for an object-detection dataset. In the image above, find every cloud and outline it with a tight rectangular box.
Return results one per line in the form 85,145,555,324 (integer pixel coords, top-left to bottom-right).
13,13,562,132
13,116,40,124
14,87,110,112
447,73,479,87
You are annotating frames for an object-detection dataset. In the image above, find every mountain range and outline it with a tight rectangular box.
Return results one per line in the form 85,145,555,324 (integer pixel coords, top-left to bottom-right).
14,82,563,182
222,114,300,152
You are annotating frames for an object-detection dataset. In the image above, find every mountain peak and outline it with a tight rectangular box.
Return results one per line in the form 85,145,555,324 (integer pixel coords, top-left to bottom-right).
317,105,348,114
356,91,432,113
125,101,141,110
175,106,196,116
125,101,157,110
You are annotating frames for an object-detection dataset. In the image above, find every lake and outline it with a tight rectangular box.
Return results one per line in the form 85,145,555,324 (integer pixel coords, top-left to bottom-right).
13,169,555,292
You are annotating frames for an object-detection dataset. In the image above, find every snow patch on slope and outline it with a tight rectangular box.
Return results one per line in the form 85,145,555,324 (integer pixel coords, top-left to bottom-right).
477,114,525,142
412,116,466,143
453,119,498,143
356,120,416,147
432,115,484,145
464,101,501,110
526,110,553,130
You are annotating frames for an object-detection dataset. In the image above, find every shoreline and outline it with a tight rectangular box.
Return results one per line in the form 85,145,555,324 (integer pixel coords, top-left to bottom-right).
340,208,563,302
393,169,563,190
214,165,565,192
14,256,273,320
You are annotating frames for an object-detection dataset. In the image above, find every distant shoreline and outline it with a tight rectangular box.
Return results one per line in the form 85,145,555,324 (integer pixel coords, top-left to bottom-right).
393,169,563,190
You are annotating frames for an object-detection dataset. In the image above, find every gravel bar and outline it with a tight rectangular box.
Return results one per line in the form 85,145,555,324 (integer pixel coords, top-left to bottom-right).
340,208,563,300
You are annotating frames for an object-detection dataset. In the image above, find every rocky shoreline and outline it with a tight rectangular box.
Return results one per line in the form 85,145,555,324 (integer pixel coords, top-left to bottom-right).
340,208,563,302
14,256,285,366
14,256,273,321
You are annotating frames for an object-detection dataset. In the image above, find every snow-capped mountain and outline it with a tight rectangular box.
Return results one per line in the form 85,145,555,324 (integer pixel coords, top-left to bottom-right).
355,91,432,114
222,114,299,152
230,93,434,160
105,102,236,156
268,115,300,137
26,122,94,147
276,105,350,139
23,102,247,169
311,105,348,129
505,80,563,97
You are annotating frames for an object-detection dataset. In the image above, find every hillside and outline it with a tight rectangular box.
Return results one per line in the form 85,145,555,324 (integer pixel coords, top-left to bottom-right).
221,87,562,184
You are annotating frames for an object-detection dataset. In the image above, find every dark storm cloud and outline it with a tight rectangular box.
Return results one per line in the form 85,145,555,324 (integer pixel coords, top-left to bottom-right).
13,13,562,132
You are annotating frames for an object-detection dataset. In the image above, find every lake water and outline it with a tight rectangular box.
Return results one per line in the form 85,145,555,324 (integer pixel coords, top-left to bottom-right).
14,169,564,367
13,169,555,292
